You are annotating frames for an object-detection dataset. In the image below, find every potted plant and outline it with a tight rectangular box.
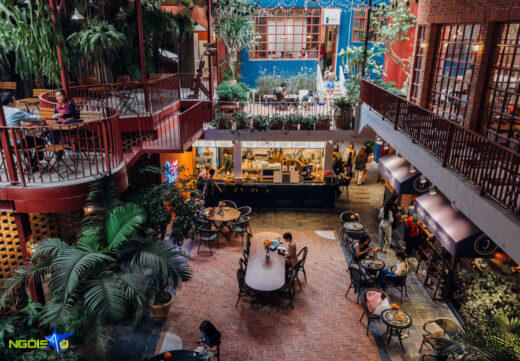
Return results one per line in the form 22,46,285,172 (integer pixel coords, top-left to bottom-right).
211,110,233,129
315,114,331,130
251,114,268,131
333,96,354,130
233,110,250,130
216,81,250,112
270,114,284,130
300,115,315,130
284,114,300,130
323,169,333,184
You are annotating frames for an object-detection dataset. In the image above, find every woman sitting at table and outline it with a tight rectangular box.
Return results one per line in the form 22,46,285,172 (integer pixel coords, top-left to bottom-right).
195,320,221,360
352,234,372,261
284,232,298,268
376,251,409,288
50,89,82,144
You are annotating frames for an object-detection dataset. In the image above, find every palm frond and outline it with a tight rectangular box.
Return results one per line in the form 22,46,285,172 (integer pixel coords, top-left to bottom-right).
84,176,121,212
104,204,146,251
0,258,52,304
113,273,148,327
32,237,72,259
49,248,114,301
83,273,128,323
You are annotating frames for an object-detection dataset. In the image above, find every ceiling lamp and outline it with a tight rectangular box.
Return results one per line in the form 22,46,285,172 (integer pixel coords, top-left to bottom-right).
410,165,417,173
429,186,437,195
71,8,85,20
116,6,127,18
419,175,427,186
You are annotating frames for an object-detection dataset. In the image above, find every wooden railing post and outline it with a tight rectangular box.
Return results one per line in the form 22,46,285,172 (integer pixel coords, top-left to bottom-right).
442,122,455,167
393,98,402,130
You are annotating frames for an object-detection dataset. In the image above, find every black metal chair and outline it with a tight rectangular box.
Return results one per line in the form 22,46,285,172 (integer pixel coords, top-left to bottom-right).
221,200,237,208
245,233,252,253
339,211,360,244
242,249,249,262
236,268,252,308
197,228,219,255
291,259,304,290
238,206,252,218
296,246,308,283
277,269,297,309
384,270,410,303
239,258,247,273
359,288,391,336
345,265,374,303
230,217,250,246
420,318,459,353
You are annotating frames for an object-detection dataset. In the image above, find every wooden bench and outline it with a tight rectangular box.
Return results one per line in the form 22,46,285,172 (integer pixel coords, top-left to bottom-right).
0,82,16,93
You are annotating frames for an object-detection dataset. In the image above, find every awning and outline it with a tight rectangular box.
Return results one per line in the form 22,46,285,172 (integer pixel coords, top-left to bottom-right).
414,193,498,258
378,154,428,195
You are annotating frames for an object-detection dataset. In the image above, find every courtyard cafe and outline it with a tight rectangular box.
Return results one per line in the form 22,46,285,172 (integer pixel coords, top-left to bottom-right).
0,0,519,361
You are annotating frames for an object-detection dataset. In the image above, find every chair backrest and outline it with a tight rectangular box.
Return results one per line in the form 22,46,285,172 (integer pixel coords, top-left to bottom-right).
199,320,221,347
237,268,245,290
238,206,252,217
243,248,249,259
197,217,211,228
362,288,391,315
297,246,308,267
245,236,251,253
239,258,247,273
86,75,100,85
348,265,364,283
340,211,360,223
349,243,359,261
0,82,16,92
199,228,217,239
221,200,237,208
435,318,459,334
385,270,409,285
283,269,296,292
233,217,249,228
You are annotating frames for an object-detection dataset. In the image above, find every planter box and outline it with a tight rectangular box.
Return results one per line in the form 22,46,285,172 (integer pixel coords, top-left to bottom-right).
285,122,298,130
216,103,240,112
270,122,283,130
315,121,331,130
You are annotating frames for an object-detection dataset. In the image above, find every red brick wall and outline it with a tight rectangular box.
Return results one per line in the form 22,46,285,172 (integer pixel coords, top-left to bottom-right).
418,0,520,24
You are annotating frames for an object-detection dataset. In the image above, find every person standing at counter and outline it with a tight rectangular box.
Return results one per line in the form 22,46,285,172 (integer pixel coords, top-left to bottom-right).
197,166,210,196
203,169,222,207
332,148,343,175
223,151,233,174
354,147,368,186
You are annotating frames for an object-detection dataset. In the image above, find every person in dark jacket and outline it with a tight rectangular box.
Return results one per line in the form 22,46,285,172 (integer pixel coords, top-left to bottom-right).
196,320,221,359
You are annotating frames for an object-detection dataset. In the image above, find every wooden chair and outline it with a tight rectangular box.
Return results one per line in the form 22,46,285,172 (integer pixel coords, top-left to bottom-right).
420,318,459,353
0,81,16,93
116,75,131,85
359,288,391,335
384,270,410,303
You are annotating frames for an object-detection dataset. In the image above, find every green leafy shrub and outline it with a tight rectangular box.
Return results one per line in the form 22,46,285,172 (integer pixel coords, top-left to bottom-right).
216,82,250,102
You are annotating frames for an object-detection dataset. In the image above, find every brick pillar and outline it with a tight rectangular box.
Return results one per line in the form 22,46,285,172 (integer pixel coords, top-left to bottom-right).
417,24,441,109
465,22,497,131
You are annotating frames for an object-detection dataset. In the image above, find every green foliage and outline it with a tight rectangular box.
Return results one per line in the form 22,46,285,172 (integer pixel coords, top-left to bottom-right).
213,0,257,79
370,0,417,91
68,18,126,61
255,68,317,99
333,97,354,110
455,262,520,330
216,81,250,102
0,1,67,85
211,112,332,130
1,177,192,361
437,315,520,361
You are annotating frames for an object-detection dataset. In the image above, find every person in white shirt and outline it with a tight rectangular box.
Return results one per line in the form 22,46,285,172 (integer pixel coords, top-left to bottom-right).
376,251,409,288
378,201,394,253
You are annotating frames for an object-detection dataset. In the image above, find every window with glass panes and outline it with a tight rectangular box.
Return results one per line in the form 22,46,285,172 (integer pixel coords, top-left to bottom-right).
351,7,387,43
410,26,426,103
483,22,520,146
250,8,322,60
430,24,480,123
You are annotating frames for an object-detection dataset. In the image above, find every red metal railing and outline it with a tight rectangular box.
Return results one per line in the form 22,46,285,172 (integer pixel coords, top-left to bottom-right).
180,101,206,149
149,73,180,113
361,79,520,215
179,73,211,100
0,106,122,186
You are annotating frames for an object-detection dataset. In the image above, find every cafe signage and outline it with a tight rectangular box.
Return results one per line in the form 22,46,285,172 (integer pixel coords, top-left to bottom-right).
242,141,258,148
215,140,233,147
194,140,216,147
258,141,275,148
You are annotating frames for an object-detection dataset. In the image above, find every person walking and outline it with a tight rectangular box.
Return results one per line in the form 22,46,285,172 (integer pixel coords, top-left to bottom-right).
203,169,222,207
378,201,394,253
362,151,374,184
354,147,367,185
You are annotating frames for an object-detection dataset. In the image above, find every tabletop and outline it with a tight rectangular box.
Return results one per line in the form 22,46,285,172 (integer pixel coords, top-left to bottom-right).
343,222,364,232
381,309,413,329
17,98,40,104
148,349,200,361
206,206,241,222
245,232,286,292
360,258,385,272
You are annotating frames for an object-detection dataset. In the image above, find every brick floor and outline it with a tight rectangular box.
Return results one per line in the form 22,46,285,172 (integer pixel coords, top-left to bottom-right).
157,229,381,361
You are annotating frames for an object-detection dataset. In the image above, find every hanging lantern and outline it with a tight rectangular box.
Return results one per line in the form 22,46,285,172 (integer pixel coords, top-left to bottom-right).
71,8,85,20
116,6,127,19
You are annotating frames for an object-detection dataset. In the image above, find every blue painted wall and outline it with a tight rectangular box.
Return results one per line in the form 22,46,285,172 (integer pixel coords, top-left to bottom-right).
240,0,386,87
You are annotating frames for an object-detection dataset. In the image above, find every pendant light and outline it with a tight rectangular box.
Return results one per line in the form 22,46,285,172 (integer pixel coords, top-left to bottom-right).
71,8,85,20
116,6,127,19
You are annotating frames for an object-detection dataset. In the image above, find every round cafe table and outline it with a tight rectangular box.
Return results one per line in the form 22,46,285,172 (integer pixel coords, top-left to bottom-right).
148,349,200,361
245,232,286,293
380,309,413,352
359,258,385,273
343,221,364,232
206,206,241,222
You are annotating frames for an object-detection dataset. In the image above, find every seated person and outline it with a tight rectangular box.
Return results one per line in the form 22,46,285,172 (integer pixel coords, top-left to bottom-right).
284,232,298,268
376,251,409,288
1,93,45,169
50,89,83,144
274,82,287,102
352,234,372,262
195,320,221,359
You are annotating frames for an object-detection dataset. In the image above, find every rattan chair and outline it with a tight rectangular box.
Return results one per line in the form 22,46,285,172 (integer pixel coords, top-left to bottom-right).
359,288,391,335
278,269,297,309
384,269,410,303
230,217,250,246
221,200,237,208
197,228,219,255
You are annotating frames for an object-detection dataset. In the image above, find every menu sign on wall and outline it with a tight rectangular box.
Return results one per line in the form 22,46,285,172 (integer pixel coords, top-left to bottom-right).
292,141,310,148
258,141,275,148
242,141,258,148
194,140,216,147
215,140,233,148
275,141,292,148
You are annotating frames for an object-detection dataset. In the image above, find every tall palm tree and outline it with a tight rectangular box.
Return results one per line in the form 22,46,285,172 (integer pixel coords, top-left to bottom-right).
1,177,192,360
436,315,520,361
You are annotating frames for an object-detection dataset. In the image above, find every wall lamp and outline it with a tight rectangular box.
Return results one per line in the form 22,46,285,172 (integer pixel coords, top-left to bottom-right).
419,40,428,50
471,41,484,53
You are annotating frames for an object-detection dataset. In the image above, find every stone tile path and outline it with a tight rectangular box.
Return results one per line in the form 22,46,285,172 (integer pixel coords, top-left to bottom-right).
157,229,381,361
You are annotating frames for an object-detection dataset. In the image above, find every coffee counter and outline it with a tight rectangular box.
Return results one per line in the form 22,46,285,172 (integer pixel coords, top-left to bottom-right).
216,181,335,209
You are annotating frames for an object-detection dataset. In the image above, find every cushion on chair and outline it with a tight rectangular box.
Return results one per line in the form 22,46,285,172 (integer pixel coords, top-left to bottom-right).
373,298,391,316
366,291,383,313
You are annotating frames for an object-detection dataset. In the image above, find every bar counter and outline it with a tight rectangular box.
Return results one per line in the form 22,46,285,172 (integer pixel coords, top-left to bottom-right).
216,181,335,209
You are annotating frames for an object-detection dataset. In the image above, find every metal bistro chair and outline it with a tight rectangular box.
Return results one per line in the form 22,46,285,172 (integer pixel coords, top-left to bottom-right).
384,269,410,303
221,200,237,208
230,217,250,247
339,211,360,244
239,258,247,273
345,265,374,304
197,228,219,255
296,246,308,283
242,249,249,263
238,206,252,219
245,233,252,253
236,268,255,308
277,268,297,309
420,318,459,353
359,288,391,336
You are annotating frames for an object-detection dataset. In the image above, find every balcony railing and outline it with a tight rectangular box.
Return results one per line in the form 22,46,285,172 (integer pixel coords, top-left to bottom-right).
149,74,180,113
361,79,520,215
0,106,122,186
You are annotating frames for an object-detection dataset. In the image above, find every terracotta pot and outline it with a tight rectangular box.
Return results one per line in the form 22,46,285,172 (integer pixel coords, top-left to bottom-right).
315,120,331,130
216,103,240,112
152,291,174,322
